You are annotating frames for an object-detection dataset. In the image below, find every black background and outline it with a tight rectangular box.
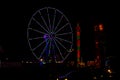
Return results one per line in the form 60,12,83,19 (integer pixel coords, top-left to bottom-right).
0,0,119,62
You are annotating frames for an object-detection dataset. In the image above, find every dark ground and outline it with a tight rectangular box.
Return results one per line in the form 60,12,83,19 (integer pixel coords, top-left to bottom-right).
0,62,119,80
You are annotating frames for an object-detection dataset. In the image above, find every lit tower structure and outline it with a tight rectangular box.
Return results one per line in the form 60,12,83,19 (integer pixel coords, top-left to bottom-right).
76,23,81,67
94,23,106,68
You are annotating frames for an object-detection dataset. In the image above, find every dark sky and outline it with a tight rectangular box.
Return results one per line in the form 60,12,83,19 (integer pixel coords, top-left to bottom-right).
0,0,119,61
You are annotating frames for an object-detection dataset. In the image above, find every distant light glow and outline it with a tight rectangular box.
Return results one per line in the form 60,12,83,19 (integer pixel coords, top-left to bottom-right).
99,24,104,31
109,75,112,77
40,58,43,62
93,76,97,79
29,61,32,63
107,69,112,73
94,25,98,31
64,78,68,80
100,75,103,78
26,61,28,63
21,60,24,63
5,58,8,60
94,23,105,68
95,41,99,45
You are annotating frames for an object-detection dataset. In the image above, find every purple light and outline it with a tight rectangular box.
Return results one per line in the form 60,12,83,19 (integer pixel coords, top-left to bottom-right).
43,34,48,39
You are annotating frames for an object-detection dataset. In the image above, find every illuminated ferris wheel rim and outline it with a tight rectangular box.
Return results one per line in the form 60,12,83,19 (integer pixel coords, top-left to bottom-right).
27,7,73,63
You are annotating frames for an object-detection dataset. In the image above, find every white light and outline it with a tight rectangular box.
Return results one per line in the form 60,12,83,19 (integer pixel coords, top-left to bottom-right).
40,58,43,62
107,69,112,73
29,61,32,63
109,75,112,77
56,78,59,80
26,61,28,63
65,78,68,80
21,60,24,63
93,76,97,79
5,57,8,60
100,75,103,78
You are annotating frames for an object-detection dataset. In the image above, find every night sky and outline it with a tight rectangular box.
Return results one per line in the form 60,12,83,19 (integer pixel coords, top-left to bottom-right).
0,0,118,61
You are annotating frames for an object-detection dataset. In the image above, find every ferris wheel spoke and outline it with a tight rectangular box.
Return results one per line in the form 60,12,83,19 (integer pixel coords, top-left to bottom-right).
62,52,71,62
55,23,69,34
47,8,51,32
48,39,52,56
38,11,50,33
56,32,72,36
32,17,49,33
29,37,43,40
54,15,63,32
55,36,72,44
52,41,56,60
39,39,49,59
28,28,46,34
52,9,56,32
54,38,67,51
32,40,46,51
53,38,64,60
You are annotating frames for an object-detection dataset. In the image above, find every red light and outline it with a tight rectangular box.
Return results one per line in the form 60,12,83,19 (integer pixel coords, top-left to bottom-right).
77,32,80,36
76,23,80,31
77,50,80,58
77,40,80,46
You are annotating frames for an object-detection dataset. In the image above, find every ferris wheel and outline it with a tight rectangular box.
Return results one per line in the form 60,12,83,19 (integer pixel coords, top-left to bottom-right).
27,7,73,63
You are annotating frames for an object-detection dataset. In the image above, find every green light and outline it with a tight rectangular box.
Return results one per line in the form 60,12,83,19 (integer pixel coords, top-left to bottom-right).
77,46,80,50
77,36,80,39
77,58,80,61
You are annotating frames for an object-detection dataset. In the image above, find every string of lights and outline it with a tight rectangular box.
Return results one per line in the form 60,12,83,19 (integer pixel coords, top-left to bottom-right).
76,23,81,67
